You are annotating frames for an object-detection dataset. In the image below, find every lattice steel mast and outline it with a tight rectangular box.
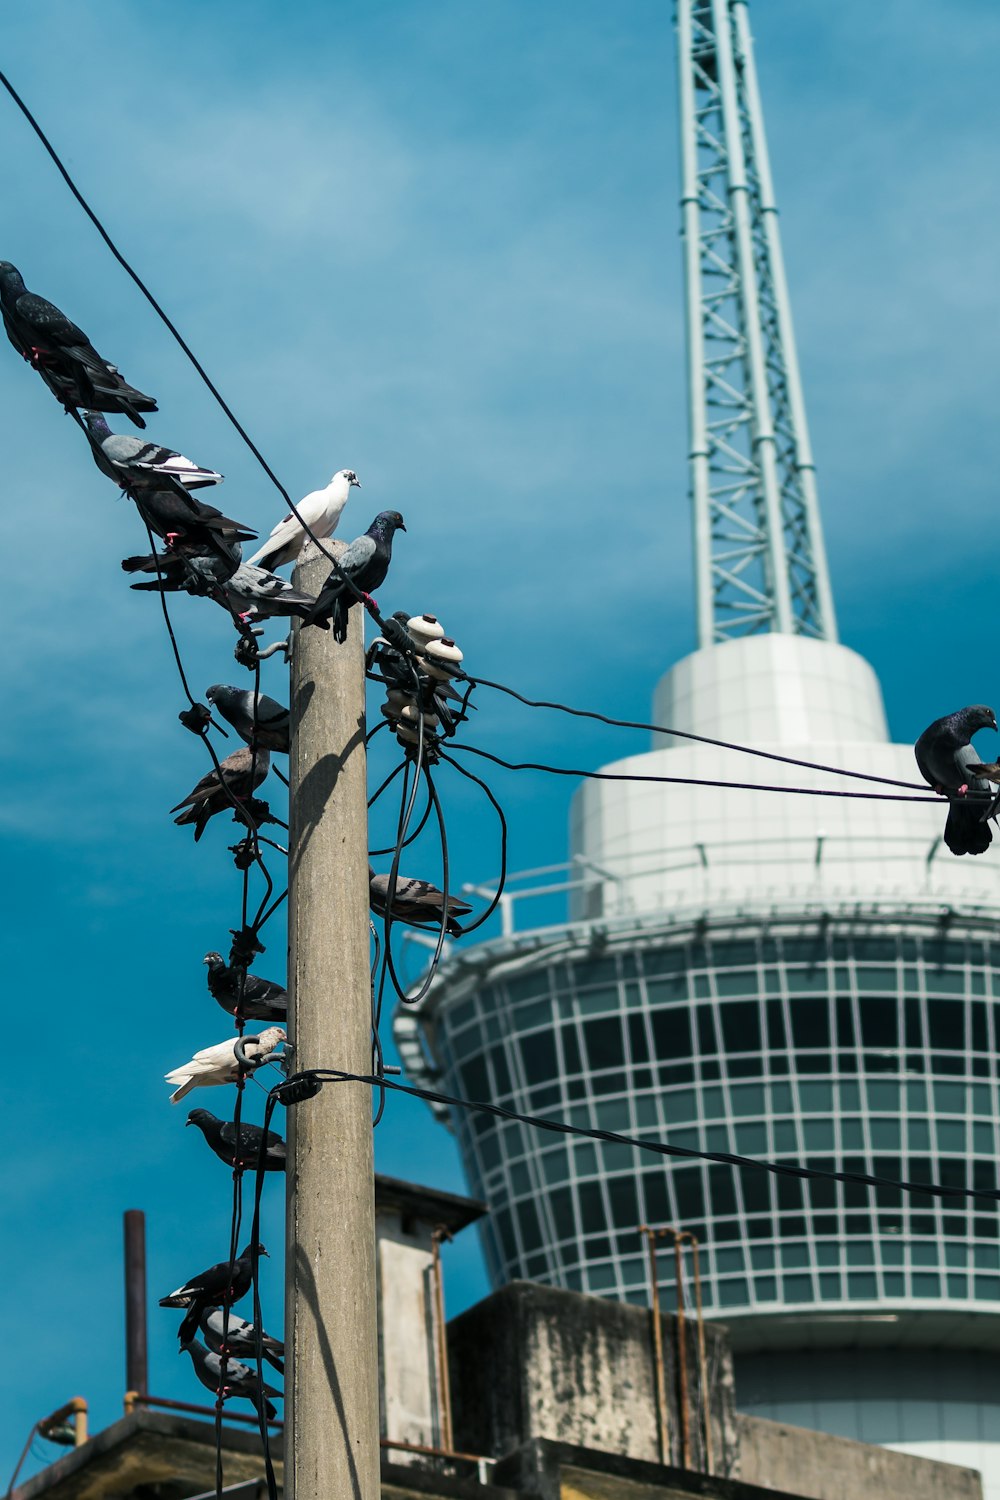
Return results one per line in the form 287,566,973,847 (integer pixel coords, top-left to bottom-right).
677,0,837,647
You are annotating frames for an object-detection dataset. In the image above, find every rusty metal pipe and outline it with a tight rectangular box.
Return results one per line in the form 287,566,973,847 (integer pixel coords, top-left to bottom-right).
673,1232,691,1469
639,1225,670,1463
686,1235,713,1474
123,1210,148,1398
123,1392,283,1429
430,1226,454,1452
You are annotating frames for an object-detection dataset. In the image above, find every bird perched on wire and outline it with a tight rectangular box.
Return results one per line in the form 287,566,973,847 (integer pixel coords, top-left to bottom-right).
199,1309,285,1375
186,1108,286,1171
181,1338,280,1422
122,486,256,555
915,705,998,856
83,410,222,489
122,540,243,594
248,469,361,571
164,1027,286,1103
369,866,473,937
0,261,156,426
171,746,270,841
206,685,290,753
160,1242,267,1343
204,951,287,1021
306,511,406,641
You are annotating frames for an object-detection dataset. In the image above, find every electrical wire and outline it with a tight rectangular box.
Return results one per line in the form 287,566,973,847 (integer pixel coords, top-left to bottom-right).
461,672,935,794
443,743,971,805
299,1069,1000,1206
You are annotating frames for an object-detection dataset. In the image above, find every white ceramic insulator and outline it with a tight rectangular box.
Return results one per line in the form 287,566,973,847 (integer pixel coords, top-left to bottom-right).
406,614,446,649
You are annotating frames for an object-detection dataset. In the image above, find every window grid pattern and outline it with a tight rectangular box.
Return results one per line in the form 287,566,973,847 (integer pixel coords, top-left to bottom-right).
431,925,1000,1312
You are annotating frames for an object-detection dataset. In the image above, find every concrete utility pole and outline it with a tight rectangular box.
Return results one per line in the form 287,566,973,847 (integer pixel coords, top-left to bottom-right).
286,538,380,1500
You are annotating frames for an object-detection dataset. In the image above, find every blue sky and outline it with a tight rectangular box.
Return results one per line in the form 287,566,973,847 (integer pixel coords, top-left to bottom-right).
3,0,1000,1482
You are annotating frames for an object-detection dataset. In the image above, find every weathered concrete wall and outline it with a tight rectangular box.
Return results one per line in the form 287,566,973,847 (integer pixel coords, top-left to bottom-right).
448,1282,738,1477
737,1414,983,1500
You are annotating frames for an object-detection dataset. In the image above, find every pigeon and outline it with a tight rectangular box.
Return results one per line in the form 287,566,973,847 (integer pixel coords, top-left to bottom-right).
0,261,156,426
181,1338,280,1421
164,1027,286,1103
915,705,998,856
171,746,271,841
125,486,255,553
248,469,361,571
160,1243,266,1343
220,564,318,623
186,1108,286,1171
369,866,473,937
200,1309,285,1375
206,685,290,753
122,540,242,595
306,511,407,641
204,951,287,1021
83,411,222,489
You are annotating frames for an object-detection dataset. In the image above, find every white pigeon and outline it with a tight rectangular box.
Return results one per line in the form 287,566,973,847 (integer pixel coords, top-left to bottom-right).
248,469,361,571
165,1027,286,1103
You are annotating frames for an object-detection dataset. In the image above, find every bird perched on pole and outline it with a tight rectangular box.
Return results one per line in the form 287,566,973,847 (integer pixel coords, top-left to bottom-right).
181,1338,280,1422
205,685,290,753
164,1027,286,1102
369,866,473,937
171,747,271,841
186,1108,287,1171
83,410,223,489
160,1243,267,1343
914,705,997,856
306,511,406,641
203,951,287,1020
218,564,317,623
248,469,361,571
199,1308,285,1375
0,261,156,425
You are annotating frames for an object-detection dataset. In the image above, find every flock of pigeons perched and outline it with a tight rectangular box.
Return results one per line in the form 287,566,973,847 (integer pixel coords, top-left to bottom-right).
0,260,479,1424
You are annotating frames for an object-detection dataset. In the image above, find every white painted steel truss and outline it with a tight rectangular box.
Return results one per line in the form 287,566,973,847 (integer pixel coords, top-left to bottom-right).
677,0,837,646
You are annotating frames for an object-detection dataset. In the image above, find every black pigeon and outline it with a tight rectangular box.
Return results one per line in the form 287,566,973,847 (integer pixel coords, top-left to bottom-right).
127,484,255,554
186,1108,286,1171
306,511,406,641
159,1243,267,1344
206,685,290,753
171,747,270,841
369,866,473,937
180,1337,280,1422
915,705,998,856
203,951,287,1020
0,261,156,426
200,1308,285,1375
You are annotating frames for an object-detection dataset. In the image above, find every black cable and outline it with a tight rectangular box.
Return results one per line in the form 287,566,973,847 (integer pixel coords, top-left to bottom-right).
435,750,508,937
307,1069,1000,1206
463,673,933,794
382,762,451,1010
249,1094,281,1500
444,743,961,805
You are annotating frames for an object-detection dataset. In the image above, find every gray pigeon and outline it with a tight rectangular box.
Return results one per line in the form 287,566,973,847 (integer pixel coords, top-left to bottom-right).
221,564,317,623
0,262,156,426
171,746,270,841
200,1308,284,1375
123,542,242,595
914,705,997,856
180,1337,280,1421
206,685,290,753
306,511,406,641
369,866,473,937
84,410,222,489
